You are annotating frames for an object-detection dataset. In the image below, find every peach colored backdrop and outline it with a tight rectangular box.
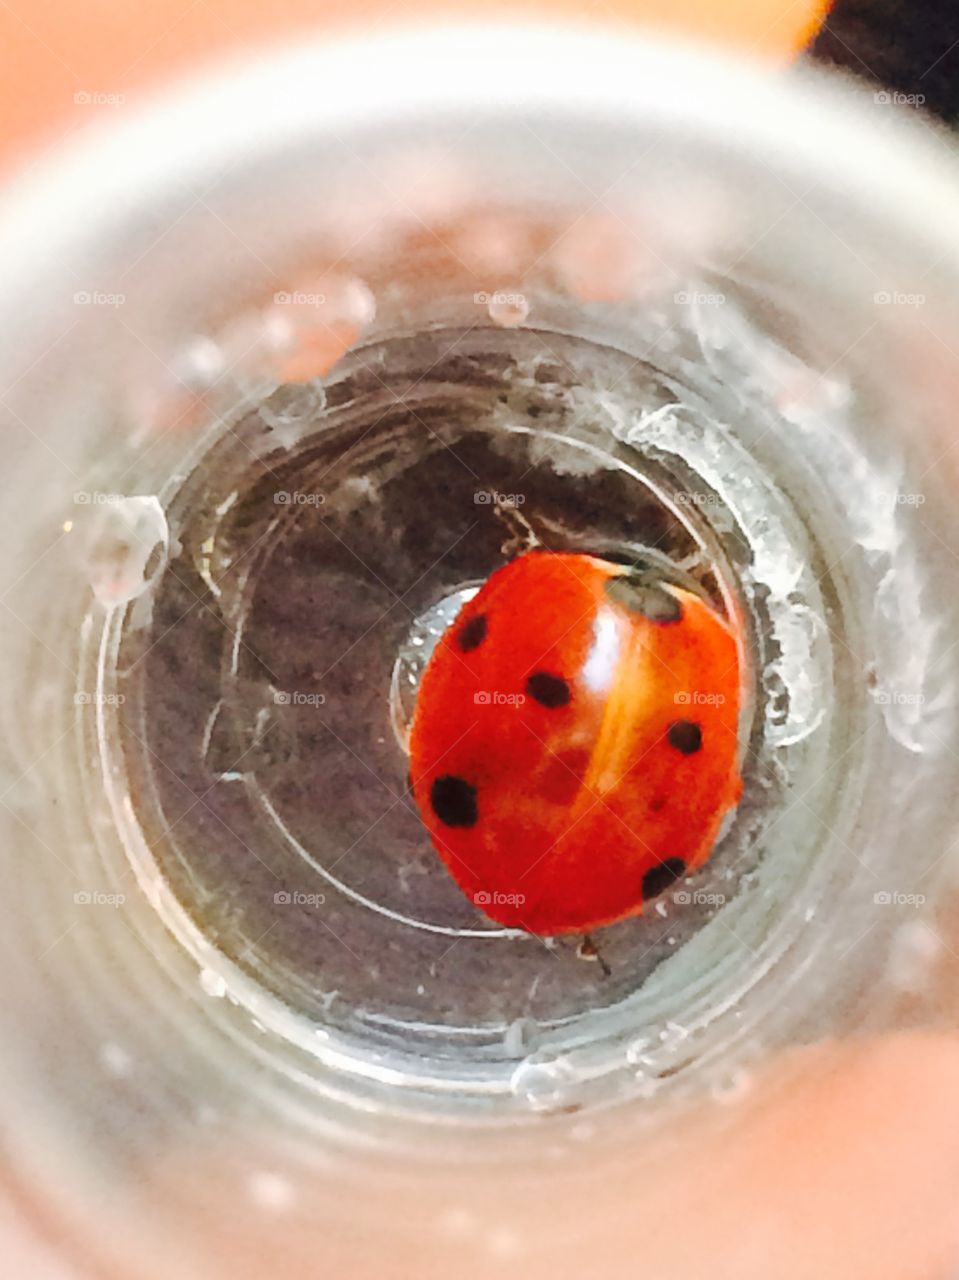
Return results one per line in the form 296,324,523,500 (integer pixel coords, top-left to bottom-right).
0,0,828,170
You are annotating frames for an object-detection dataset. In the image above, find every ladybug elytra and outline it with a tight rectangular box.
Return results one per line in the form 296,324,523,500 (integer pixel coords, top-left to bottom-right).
409,551,742,935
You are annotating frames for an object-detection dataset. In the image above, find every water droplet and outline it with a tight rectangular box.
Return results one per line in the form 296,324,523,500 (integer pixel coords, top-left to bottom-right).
79,495,169,608
488,292,529,328
175,335,225,389
199,967,227,998
709,1067,752,1105
257,381,325,448
334,277,377,330
625,1036,652,1066
510,1050,577,1112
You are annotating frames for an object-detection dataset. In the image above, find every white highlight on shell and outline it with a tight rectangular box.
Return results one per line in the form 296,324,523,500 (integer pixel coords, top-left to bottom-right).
581,609,620,694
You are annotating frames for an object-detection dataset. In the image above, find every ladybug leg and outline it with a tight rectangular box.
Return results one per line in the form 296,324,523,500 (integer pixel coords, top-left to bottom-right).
620,551,716,602
577,934,612,978
493,501,542,556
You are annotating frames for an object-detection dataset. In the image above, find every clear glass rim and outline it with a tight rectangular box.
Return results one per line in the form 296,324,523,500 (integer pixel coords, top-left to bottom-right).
1,22,959,320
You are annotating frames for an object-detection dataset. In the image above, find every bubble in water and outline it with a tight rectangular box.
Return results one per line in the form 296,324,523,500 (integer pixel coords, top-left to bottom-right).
510,1049,578,1112
78,495,169,608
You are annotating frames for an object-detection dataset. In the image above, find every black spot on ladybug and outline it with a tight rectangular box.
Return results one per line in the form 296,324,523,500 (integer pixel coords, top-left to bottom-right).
526,671,571,708
604,573,682,623
457,614,487,653
668,720,702,755
642,857,687,901
430,775,478,828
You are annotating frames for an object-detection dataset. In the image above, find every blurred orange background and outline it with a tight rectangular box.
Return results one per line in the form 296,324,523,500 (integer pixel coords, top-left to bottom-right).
0,0,829,172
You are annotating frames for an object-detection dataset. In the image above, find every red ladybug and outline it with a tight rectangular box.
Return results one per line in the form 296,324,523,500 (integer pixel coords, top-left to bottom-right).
409,551,743,935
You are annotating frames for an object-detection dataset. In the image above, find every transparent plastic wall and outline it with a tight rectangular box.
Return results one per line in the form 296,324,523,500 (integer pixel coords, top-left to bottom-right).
2,26,959,1279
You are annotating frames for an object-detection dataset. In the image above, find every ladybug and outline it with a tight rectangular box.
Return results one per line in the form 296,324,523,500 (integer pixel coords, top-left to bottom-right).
409,551,743,935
